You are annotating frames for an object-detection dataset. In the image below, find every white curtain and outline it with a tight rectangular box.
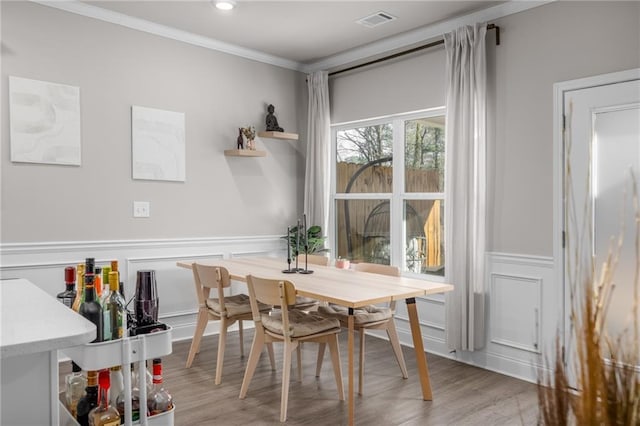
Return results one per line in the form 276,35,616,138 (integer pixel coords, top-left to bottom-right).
444,23,487,352
304,71,331,234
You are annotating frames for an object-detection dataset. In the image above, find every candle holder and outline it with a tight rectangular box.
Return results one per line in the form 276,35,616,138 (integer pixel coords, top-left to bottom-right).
298,248,314,274
283,225,297,273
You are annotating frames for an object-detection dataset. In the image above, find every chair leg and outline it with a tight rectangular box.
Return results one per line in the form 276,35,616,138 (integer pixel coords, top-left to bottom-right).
267,342,276,370
239,329,265,399
280,341,297,422
386,319,409,379
297,344,302,382
186,310,209,368
238,319,244,357
358,328,365,396
315,342,326,377
327,334,344,401
215,317,228,385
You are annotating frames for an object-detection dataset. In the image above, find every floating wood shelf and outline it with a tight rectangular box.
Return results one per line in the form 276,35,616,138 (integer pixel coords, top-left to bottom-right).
224,149,267,157
257,131,299,140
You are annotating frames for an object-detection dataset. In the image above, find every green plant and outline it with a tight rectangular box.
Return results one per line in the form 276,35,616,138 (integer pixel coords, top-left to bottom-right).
283,224,328,254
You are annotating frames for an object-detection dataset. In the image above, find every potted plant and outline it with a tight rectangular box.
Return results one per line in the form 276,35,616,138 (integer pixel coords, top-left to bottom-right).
283,224,328,255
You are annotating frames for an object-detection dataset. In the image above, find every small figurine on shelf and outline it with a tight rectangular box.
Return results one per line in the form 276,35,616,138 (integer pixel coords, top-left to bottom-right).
242,126,256,150
265,104,284,132
236,128,244,149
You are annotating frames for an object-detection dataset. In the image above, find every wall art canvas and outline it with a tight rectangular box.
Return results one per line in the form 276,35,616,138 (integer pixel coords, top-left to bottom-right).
9,76,81,165
131,105,185,182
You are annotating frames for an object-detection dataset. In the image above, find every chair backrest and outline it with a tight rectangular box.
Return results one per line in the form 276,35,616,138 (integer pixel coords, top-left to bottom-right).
297,253,329,266
246,275,297,340
352,262,400,277
192,263,231,309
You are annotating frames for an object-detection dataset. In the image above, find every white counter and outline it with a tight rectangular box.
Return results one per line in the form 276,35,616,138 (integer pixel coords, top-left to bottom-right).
1,278,96,425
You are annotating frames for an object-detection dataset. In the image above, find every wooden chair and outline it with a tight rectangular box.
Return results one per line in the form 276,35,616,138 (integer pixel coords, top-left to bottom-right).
239,275,344,423
186,263,274,385
316,262,409,395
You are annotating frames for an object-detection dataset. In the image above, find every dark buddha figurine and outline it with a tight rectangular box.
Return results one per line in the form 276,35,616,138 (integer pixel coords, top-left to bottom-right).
265,104,284,132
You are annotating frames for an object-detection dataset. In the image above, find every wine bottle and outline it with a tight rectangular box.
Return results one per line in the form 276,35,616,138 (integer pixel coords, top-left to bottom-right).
65,361,86,418
147,359,173,415
57,266,77,308
79,273,104,343
88,369,120,426
104,271,126,341
116,365,141,422
72,263,86,312
111,260,125,299
76,370,99,426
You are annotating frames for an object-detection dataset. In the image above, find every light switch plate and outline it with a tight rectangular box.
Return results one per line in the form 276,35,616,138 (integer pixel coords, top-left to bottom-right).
133,201,150,218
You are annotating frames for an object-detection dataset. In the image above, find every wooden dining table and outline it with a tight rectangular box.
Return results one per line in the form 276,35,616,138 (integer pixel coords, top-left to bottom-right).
176,256,453,425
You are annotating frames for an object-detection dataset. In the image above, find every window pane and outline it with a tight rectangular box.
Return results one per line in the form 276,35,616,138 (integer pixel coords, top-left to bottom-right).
336,199,390,265
336,124,393,193
404,199,444,275
405,116,445,193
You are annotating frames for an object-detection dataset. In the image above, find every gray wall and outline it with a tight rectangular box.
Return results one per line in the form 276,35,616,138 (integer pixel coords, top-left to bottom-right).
1,2,306,243
329,1,640,256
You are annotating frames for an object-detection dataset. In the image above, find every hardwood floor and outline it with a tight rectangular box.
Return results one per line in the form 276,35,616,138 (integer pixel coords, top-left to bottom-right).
60,330,539,425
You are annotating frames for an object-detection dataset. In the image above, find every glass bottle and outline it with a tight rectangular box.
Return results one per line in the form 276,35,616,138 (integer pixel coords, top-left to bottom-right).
116,365,140,423
95,266,103,299
79,273,104,343
103,271,126,341
57,266,77,308
89,369,120,426
72,263,86,312
108,366,123,409
76,370,98,426
147,358,173,415
65,361,86,418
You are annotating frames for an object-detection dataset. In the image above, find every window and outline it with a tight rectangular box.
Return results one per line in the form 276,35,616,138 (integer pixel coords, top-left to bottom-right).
331,109,445,277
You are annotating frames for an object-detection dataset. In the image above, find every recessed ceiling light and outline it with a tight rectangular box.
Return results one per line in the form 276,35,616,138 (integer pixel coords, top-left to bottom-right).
214,0,236,11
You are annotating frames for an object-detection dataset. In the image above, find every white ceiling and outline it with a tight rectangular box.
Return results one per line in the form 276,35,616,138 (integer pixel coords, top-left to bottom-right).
82,1,502,65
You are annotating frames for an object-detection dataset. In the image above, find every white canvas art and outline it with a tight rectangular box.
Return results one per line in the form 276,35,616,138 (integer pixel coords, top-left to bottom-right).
132,105,186,182
9,76,82,165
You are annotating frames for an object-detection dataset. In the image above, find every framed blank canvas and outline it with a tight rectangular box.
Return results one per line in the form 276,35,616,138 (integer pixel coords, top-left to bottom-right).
9,76,82,166
131,105,186,182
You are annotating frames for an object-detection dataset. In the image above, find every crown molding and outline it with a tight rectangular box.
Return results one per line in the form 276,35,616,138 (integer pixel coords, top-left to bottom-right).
302,1,555,73
30,0,554,75
30,0,305,72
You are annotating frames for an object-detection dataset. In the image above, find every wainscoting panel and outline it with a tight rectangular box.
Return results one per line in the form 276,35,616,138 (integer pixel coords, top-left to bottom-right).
489,273,542,353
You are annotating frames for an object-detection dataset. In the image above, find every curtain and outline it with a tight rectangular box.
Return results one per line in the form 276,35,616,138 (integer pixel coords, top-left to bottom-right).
444,23,487,352
304,71,331,234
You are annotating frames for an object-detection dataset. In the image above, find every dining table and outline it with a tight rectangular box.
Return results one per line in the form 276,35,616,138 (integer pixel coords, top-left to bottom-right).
176,256,453,426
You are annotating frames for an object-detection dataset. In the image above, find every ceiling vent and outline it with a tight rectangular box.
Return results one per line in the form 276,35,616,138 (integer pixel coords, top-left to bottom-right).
356,11,397,28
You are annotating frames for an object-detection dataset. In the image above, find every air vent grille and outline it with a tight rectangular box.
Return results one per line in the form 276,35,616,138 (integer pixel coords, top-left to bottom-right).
356,11,397,28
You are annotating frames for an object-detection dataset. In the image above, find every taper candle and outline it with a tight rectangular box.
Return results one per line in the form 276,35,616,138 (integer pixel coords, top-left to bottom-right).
296,219,300,255
286,226,291,259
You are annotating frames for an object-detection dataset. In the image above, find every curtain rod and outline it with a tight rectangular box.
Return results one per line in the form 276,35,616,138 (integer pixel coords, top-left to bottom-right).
329,24,500,78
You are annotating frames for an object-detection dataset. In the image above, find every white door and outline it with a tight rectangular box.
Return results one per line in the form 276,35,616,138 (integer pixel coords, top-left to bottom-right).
561,70,640,374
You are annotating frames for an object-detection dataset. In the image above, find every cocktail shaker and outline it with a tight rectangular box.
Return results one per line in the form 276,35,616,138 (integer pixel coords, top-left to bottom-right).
134,270,159,326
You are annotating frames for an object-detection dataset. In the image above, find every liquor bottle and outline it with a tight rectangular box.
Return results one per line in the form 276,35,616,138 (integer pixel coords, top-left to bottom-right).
116,365,141,422
57,266,77,308
147,359,173,415
65,361,86,418
103,271,126,341
79,273,104,343
95,266,103,298
72,263,86,312
89,369,120,426
111,260,125,299
101,266,111,297
109,366,123,408
76,370,99,426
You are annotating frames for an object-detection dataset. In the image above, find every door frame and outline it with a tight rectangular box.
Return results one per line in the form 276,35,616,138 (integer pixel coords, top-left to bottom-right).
552,68,640,366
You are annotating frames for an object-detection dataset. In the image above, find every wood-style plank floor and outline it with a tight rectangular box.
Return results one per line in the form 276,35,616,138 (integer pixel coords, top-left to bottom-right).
60,330,539,425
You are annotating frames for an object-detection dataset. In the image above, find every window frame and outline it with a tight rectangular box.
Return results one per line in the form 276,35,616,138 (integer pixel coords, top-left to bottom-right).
330,107,447,282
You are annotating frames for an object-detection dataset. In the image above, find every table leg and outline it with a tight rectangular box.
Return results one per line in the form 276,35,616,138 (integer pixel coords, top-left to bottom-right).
406,297,433,400
347,308,355,426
